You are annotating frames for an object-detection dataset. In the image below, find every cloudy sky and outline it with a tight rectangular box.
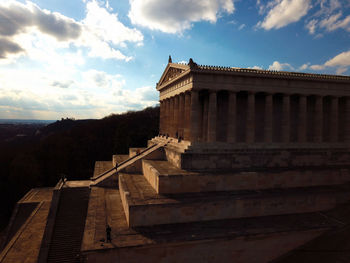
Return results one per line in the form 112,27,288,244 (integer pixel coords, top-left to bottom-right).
1,0,349,120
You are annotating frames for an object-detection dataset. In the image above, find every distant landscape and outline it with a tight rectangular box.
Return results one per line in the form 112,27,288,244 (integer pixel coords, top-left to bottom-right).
0,106,159,231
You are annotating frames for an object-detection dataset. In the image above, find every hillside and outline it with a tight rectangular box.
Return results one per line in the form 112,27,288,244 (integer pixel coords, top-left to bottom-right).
0,106,159,231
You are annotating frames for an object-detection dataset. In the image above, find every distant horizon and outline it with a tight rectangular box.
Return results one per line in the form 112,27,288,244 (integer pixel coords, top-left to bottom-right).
0,119,57,124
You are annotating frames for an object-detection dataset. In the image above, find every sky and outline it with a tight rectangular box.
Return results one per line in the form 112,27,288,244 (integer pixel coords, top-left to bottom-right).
0,0,349,120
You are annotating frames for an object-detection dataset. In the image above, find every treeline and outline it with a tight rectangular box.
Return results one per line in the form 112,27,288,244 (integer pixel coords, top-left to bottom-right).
0,106,159,230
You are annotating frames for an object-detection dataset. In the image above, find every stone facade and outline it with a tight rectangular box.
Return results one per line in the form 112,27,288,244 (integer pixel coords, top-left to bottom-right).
157,58,350,171
158,59,350,145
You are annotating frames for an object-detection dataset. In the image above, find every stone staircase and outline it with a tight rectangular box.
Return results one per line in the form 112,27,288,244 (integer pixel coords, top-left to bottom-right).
116,143,350,228
91,140,170,187
46,187,90,263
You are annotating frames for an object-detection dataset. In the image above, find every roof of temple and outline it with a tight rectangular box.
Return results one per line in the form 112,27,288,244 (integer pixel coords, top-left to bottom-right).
158,58,350,89
194,64,350,81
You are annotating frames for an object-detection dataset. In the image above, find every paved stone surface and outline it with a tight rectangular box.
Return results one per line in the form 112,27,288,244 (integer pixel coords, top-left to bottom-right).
19,187,53,203
0,201,51,263
274,202,350,262
82,186,336,252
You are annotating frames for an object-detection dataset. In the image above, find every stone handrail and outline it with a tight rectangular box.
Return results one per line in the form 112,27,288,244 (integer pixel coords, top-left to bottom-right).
91,143,159,181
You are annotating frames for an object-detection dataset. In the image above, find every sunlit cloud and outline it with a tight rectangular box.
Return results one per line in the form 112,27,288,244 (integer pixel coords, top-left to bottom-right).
257,0,311,30
309,50,350,74
268,61,294,71
129,0,235,33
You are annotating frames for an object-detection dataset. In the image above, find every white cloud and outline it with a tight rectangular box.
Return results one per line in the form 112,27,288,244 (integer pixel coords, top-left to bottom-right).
82,69,125,89
310,64,325,70
319,12,350,32
0,1,154,120
304,0,350,35
0,0,143,62
299,63,310,70
324,50,350,67
316,0,342,16
248,65,263,70
0,66,157,119
81,0,143,49
305,19,317,34
238,24,246,30
257,0,311,30
310,50,350,74
268,61,294,71
336,67,348,75
51,80,75,89
128,0,235,33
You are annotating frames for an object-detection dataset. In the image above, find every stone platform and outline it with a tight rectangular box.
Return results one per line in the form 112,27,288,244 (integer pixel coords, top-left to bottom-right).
142,159,350,194
119,173,350,227
81,187,340,263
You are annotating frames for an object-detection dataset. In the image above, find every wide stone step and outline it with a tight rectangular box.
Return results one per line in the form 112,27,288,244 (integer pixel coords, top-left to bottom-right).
119,173,350,227
142,159,350,194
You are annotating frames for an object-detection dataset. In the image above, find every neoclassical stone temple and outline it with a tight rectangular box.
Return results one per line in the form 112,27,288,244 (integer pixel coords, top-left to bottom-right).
157,57,350,171
159,57,350,145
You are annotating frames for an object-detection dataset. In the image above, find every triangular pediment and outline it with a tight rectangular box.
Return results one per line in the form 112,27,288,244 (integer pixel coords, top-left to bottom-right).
157,63,189,89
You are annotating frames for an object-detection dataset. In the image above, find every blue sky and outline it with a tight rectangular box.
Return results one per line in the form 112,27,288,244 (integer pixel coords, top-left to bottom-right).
0,0,349,120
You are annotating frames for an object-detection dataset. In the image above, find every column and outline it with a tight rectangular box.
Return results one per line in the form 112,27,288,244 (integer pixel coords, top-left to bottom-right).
159,100,164,134
246,92,255,143
227,91,236,143
207,90,217,142
170,97,175,137
179,93,185,138
330,96,339,142
184,92,191,140
174,95,179,137
282,94,290,143
314,95,323,142
298,95,307,142
190,90,200,142
345,97,350,142
264,93,273,143
201,95,208,142
165,99,170,136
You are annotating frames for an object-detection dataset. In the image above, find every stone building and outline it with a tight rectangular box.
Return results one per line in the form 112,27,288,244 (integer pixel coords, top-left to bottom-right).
1,58,350,263
159,58,350,145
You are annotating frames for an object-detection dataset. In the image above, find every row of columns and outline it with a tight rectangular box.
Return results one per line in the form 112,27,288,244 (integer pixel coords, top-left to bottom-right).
160,90,350,143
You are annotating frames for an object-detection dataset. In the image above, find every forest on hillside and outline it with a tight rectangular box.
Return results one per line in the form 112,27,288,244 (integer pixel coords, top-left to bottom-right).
0,106,159,231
